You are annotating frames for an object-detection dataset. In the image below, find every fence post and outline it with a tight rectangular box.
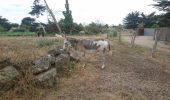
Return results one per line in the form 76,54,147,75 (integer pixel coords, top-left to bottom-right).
131,29,137,48
151,28,159,57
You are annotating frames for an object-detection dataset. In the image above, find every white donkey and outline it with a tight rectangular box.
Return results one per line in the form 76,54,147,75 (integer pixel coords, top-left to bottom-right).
63,37,111,69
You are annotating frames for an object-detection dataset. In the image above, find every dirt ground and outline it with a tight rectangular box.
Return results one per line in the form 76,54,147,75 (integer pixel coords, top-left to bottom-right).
0,36,170,100
122,36,170,53
43,36,170,100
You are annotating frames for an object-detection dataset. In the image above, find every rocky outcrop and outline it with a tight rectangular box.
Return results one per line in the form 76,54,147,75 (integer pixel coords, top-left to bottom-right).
33,49,71,88
55,53,70,74
32,55,55,75
0,48,73,91
34,68,57,88
0,66,19,91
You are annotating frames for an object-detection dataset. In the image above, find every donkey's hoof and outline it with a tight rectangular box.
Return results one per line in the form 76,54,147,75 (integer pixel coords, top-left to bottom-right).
82,64,86,68
101,65,105,69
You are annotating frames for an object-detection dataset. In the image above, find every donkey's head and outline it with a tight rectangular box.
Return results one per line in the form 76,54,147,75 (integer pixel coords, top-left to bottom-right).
63,38,72,50
63,37,79,50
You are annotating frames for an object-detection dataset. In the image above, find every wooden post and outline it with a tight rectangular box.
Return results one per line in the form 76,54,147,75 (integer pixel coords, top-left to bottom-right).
118,25,123,43
151,28,159,57
130,29,137,48
118,31,122,43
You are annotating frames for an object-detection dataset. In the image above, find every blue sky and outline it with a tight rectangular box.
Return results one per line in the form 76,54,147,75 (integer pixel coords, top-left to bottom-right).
0,0,159,25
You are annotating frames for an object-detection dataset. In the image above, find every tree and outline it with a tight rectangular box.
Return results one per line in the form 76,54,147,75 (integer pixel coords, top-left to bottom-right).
21,17,35,26
11,23,19,28
29,0,62,33
29,0,46,17
63,0,73,34
72,23,84,33
153,0,170,27
85,22,103,34
21,17,37,32
0,16,11,31
153,0,170,12
141,12,158,28
123,11,141,29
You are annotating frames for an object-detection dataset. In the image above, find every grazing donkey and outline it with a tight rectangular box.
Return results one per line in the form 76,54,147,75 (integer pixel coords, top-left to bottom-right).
63,37,110,69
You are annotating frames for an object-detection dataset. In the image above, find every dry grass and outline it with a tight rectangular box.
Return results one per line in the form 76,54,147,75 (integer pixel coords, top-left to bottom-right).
0,37,63,100
0,36,170,100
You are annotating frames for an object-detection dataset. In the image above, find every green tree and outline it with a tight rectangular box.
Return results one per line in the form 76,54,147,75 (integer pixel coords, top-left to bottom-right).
11,23,19,28
30,0,62,33
21,17,35,26
141,12,158,28
21,17,37,32
0,16,11,31
63,0,73,34
153,0,170,27
123,11,141,29
72,23,84,33
29,0,46,17
85,22,105,34
153,0,170,12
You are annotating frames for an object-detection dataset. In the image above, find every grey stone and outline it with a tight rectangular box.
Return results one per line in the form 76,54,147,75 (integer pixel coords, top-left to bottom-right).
55,53,70,73
34,68,57,88
33,55,55,74
69,50,83,61
0,66,19,91
0,58,10,70
48,49,69,57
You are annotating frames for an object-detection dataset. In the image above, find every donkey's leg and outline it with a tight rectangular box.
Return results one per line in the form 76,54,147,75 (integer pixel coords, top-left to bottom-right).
101,50,106,69
81,49,86,68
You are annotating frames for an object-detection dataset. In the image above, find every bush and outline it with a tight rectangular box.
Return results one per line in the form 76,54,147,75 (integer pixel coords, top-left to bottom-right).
85,22,108,34
107,28,118,37
0,26,5,32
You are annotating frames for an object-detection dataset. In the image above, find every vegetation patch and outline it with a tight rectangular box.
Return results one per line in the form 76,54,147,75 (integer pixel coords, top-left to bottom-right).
37,38,59,47
0,32,36,36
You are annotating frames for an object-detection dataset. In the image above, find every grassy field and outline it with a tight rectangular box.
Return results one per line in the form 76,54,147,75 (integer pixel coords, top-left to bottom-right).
0,32,37,36
0,36,170,100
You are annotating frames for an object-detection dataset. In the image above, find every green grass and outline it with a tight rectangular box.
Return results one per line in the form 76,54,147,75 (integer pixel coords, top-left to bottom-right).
0,32,36,36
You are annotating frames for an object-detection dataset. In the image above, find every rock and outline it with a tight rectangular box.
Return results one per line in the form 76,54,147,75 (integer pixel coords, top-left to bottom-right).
0,66,19,91
0,58,10,70
34,68,57,88
69,50,83,61
55,53,70,74
48,48,69,57
32,55,55,75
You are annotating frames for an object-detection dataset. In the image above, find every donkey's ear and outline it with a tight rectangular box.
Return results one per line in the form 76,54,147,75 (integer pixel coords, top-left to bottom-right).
62,34,67,38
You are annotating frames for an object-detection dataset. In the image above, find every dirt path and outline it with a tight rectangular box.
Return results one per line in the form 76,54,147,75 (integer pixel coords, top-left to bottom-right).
42,42,170,100
122,36,170,53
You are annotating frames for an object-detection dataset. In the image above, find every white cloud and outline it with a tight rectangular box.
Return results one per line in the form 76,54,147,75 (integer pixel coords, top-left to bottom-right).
0,0,159,25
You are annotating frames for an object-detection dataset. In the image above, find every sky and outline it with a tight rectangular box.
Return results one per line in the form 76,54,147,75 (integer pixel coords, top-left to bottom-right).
0,0,159,25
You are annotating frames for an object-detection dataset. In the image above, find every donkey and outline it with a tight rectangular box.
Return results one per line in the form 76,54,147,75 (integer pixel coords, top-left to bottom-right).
63,37,111,69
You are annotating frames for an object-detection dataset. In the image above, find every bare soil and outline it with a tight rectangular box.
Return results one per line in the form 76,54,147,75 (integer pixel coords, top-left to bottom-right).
43,36,170,100
0,36,170,100
122,36,170,53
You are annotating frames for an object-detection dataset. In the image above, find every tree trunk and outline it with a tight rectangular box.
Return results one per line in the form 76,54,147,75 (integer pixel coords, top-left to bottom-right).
131,29,137,48
43,0,62,34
